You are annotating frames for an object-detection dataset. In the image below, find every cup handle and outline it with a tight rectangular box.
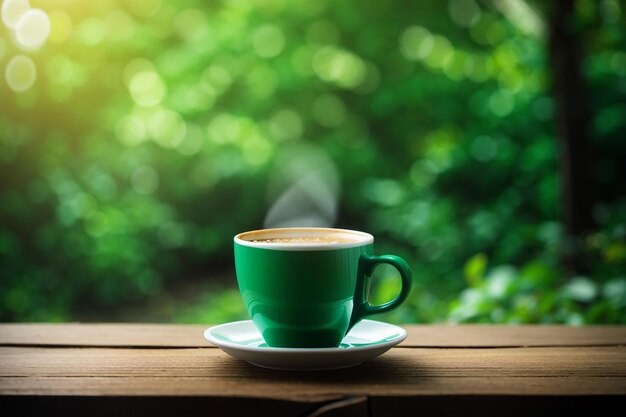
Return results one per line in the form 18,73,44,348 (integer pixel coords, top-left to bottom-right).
348,254,412,331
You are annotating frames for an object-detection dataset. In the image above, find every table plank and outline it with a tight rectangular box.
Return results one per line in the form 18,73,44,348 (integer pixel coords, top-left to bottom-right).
3,374,626,397
2,347,625,397
0,324,208,348
2,324,626,347
403,324,626,347
0,396,363,417
370,396,626,417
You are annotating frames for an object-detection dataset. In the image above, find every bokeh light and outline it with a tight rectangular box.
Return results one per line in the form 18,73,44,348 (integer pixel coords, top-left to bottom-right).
105,10,135,42
269,109,303,142
75,17,105,46
423,35,454,70
48,11,72,44
399,26,434,62
313,46,366,89
177,123,205,156
147,109,187,148
207,113,238,144
448,0,481,28
131,166,160,195
13,8,50,50
1,0,30,29
312,94,346,128
467,54,494,82
115,115,147,147
488,89,515,116
201,65,233,94
252,24,286,58
174,9,208,42
158,222,187,248
245,64,278,98
5,54,36,92
128,71,167,107
471,136,498,161
46,55,86,88
123,58,156,87
443,50,469,80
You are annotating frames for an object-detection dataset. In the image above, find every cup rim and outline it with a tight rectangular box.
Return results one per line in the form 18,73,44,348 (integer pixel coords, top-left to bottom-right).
234,227,374,251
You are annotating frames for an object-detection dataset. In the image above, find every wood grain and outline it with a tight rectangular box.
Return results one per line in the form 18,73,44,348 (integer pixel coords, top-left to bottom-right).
402,324,626,347
0,324,209,347
1,347,625,397
2,324,625,348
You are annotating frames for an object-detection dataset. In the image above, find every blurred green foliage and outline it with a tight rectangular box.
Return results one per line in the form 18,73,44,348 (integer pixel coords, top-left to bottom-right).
1,0,625,323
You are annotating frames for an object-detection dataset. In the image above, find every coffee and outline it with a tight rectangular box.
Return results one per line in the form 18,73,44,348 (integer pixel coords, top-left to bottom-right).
238,227,371,248
250,236,357,244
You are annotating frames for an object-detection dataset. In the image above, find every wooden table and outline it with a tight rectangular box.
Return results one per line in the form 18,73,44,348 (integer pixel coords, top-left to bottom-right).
1,324,625,416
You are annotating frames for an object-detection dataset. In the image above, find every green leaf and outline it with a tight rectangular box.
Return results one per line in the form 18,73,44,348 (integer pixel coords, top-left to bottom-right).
464,253,487,287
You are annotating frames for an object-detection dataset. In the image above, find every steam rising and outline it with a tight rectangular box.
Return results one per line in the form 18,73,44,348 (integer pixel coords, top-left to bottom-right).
264,144,340,229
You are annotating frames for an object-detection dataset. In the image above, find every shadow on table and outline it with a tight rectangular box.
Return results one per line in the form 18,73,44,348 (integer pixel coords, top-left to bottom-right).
223,351,430,385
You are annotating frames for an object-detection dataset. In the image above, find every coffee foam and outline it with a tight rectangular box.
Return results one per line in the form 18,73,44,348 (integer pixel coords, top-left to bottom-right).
235,228,373,250
251,236,357,244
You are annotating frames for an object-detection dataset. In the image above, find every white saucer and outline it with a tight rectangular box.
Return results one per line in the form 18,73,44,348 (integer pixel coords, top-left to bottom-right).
204,319,407,371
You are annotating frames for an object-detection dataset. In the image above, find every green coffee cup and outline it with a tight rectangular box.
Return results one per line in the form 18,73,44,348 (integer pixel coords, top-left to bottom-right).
234,227,412,348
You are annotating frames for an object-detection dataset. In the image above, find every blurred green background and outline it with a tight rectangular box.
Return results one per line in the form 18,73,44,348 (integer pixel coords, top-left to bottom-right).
1,0,625,324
